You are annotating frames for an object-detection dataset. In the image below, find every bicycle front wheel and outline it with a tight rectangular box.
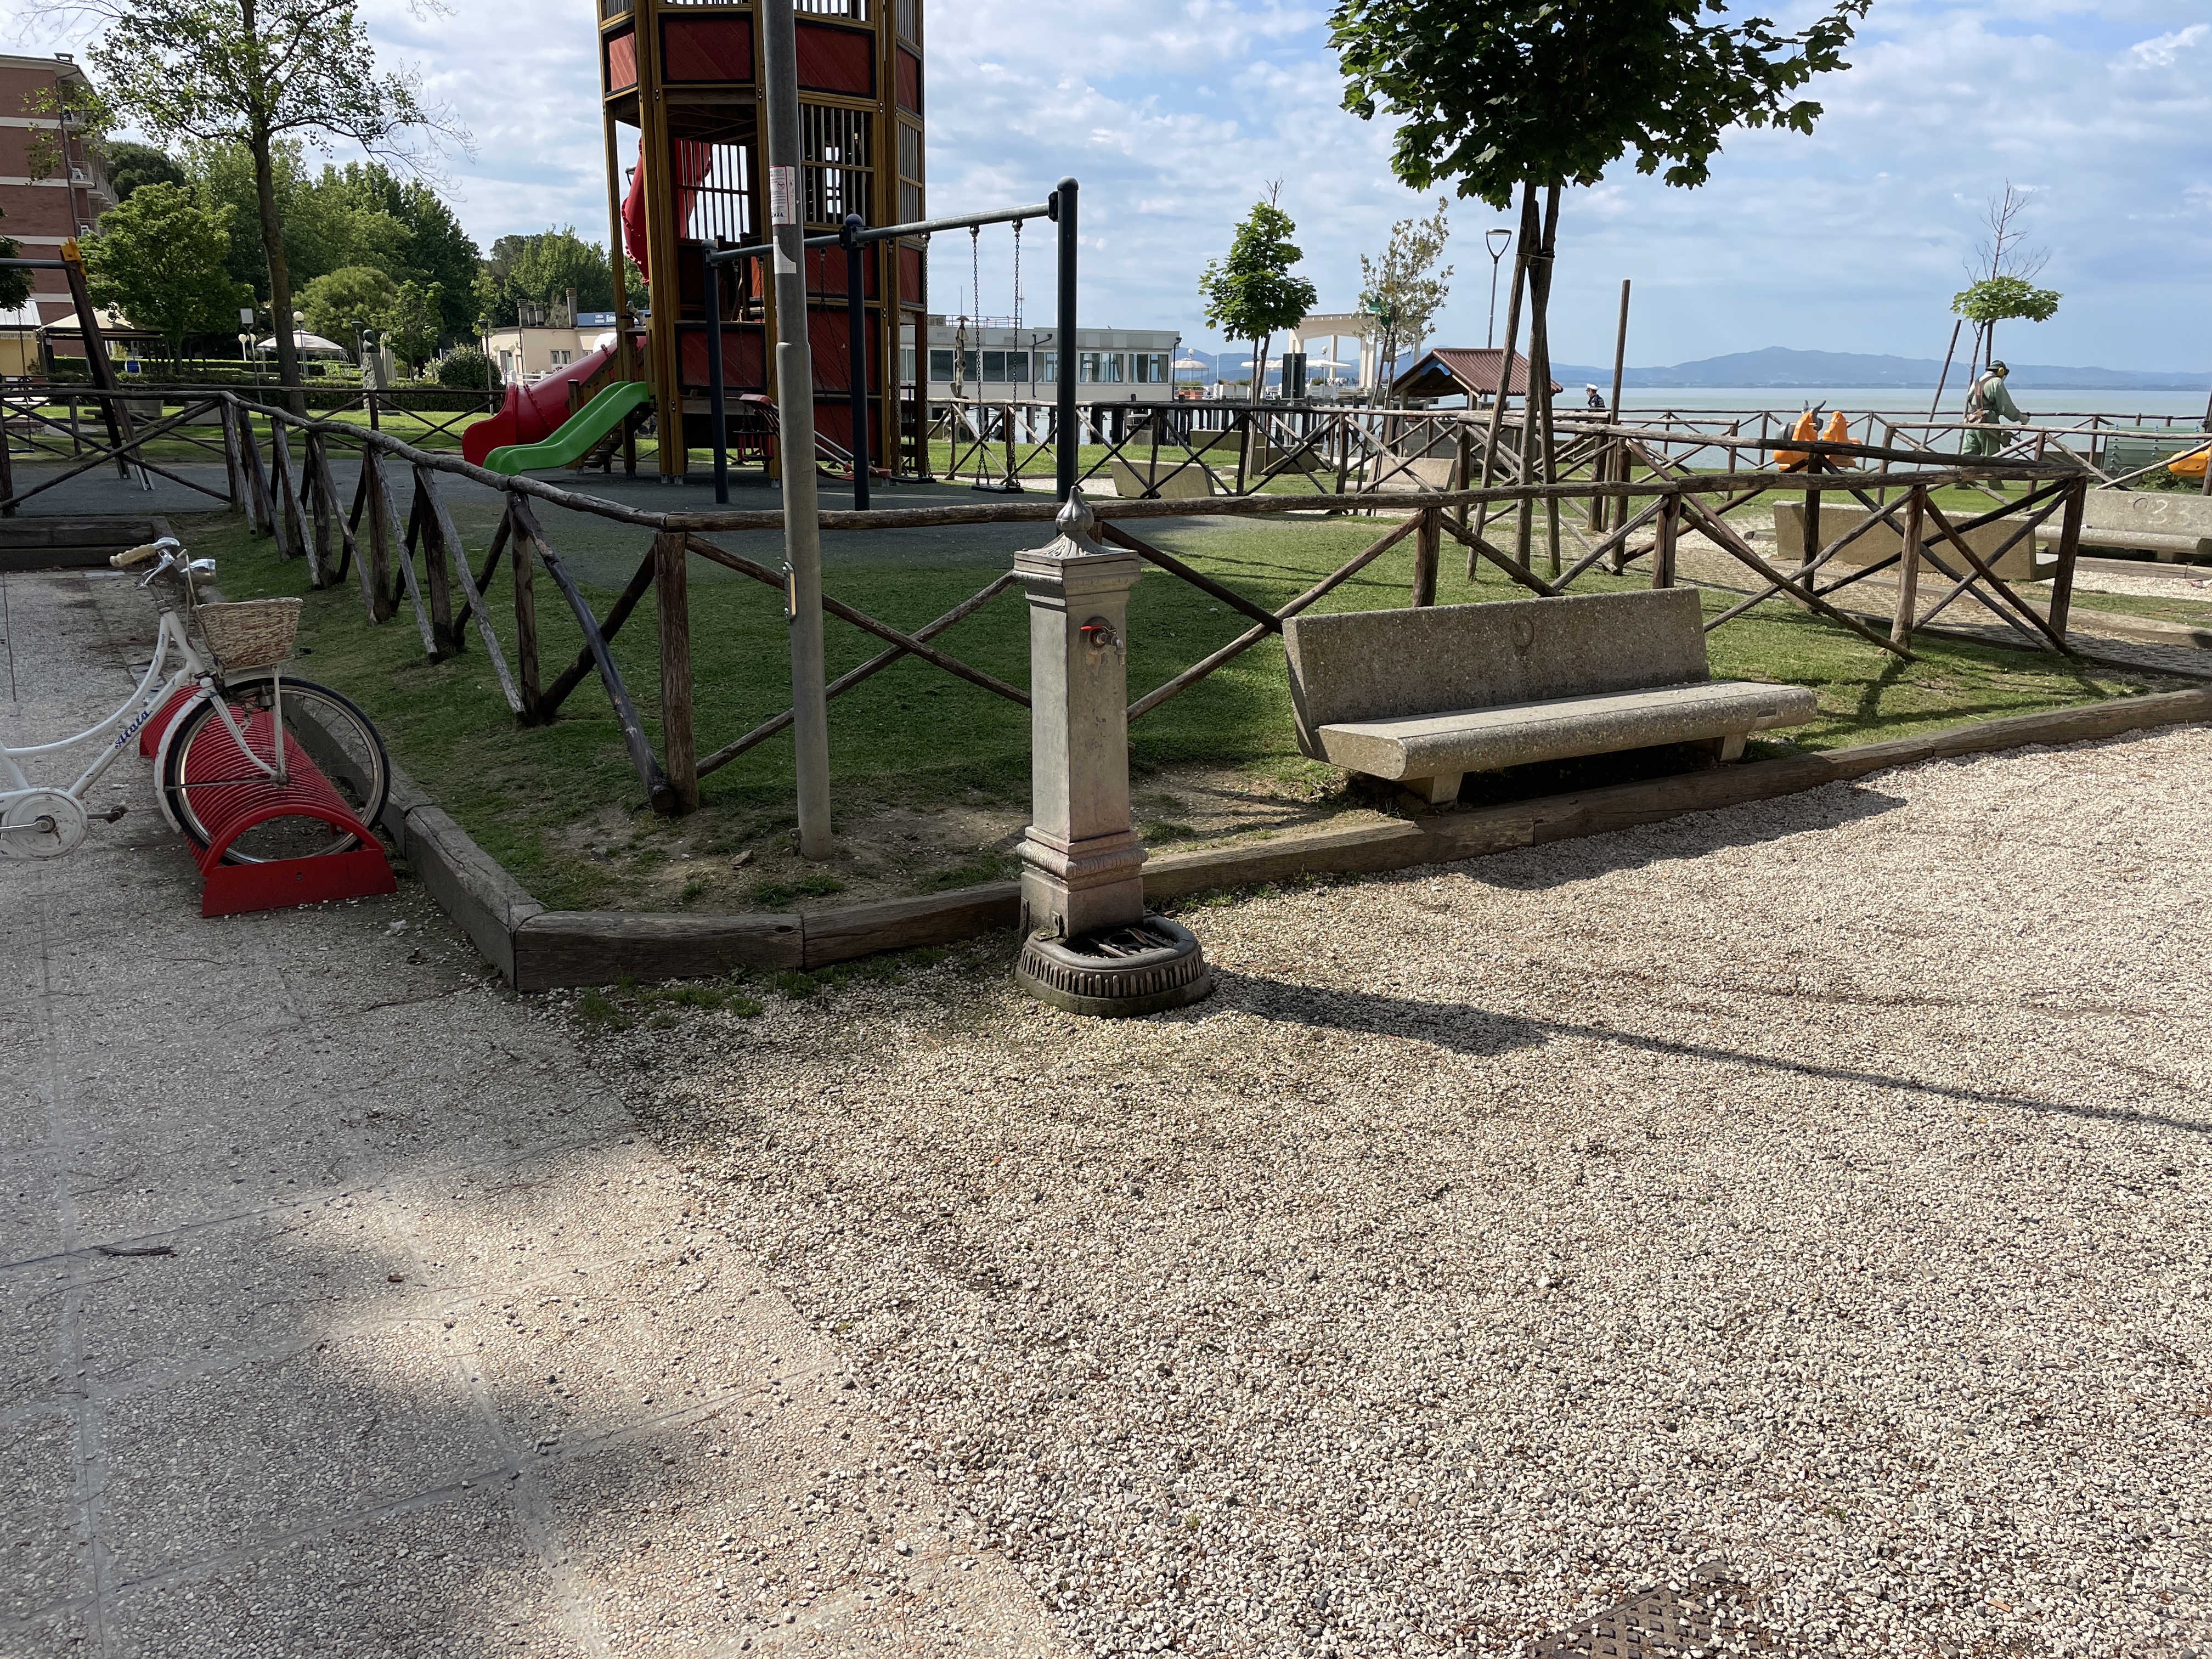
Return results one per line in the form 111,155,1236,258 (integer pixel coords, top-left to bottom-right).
160,675,391,863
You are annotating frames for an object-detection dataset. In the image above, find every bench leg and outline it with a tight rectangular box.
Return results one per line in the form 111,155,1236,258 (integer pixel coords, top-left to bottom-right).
1707,733,1746,764
1402,772,1464,806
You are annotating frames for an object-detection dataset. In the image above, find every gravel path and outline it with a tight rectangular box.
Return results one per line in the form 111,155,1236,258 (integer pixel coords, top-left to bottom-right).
596,726,2212,1659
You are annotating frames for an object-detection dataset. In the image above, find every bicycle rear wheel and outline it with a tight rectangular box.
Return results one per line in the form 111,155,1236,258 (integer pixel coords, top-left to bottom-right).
160,676,390,863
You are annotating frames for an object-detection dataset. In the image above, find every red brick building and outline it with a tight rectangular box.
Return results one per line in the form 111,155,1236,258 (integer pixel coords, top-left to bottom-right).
0,53,117,323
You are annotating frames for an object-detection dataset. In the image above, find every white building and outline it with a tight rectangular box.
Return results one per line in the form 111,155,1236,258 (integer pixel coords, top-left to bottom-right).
906,319,1179,399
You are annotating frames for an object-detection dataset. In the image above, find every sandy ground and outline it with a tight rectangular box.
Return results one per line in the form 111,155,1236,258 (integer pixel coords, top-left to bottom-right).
585,724,2212,1659
1,568,1065,1658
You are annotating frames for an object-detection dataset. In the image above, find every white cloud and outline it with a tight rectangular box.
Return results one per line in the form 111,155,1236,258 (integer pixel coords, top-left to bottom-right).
8,0,2204,370
2121,23,2208,70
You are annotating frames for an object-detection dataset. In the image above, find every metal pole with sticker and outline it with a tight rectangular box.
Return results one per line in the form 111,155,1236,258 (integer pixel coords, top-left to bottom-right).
762,0,833,860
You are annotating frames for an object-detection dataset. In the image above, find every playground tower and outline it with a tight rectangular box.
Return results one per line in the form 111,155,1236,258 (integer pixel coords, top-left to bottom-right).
599,0,925,481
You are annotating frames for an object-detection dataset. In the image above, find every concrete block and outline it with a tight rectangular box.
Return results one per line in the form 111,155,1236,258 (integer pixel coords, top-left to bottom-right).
1109,456,1215,499
1773,498,2050,580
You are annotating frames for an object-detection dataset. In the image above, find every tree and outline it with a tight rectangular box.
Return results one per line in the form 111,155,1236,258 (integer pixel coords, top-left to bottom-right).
322,162,479,335
74,0,467,410
102,140,185,201
0,212,27,313
297,264,398,350
80,181,241,360
1357,198,1452,405
1198,189,1319,418
1333,0,1871,525
437,343,492,391
475,228,617,328
1953,184,2058,371
380,279,444,374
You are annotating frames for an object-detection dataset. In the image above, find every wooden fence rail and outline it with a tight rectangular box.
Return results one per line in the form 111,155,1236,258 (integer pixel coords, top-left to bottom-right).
0,385,2097,823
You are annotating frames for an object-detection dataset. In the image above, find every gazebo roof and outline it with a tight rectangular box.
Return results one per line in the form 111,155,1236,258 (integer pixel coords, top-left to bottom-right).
1391,347,1559,400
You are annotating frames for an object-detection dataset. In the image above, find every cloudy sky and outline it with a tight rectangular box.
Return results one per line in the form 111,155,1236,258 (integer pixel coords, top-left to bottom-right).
16,1,2209,371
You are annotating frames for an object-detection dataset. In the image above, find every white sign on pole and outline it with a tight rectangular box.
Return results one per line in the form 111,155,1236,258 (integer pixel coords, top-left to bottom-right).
769,165,797,228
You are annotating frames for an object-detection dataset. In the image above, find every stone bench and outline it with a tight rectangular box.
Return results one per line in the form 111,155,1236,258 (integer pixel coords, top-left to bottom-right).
2036,489,2212,563
1282,588,1818,804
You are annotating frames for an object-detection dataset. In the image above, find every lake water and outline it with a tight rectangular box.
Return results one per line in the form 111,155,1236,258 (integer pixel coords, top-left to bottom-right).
1612,387,2212,425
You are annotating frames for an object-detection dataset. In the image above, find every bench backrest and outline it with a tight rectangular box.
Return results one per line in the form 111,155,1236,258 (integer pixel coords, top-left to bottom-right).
1282,588,1709,754
2080,489,2212,537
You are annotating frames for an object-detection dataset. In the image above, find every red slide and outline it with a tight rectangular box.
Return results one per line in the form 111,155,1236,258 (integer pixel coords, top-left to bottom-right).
462,345,620,469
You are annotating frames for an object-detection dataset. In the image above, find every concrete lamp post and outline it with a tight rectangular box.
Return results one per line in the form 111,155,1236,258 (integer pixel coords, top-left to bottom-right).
1012,491,1214,1018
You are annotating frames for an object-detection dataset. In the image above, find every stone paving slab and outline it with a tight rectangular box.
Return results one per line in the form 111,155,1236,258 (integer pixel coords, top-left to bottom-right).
1,565,1068,1656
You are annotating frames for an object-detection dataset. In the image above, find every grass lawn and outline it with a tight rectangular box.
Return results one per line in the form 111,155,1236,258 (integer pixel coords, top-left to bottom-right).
178,493,2185,915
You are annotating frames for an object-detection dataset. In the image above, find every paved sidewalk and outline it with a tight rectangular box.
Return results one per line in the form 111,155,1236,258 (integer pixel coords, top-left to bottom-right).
1,567,1064,1656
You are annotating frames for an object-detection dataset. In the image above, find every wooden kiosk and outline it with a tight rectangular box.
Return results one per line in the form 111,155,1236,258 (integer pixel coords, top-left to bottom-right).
597,0,927,482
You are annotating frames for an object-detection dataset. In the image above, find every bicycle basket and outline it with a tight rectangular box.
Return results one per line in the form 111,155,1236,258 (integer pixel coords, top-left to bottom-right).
196,598,303,672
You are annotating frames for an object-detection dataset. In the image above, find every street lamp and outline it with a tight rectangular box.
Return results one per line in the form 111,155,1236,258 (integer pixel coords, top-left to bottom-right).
1485,227,1513,354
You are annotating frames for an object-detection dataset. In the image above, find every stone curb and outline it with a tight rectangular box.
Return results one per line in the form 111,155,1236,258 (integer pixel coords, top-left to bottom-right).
375,687,2212,993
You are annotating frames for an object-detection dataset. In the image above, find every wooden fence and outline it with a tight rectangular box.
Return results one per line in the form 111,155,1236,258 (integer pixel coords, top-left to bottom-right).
1,386,2097,821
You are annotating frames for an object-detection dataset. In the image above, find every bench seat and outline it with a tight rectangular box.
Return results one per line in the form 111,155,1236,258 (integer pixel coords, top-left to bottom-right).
1282,588,1822,806
1316,680,1819,782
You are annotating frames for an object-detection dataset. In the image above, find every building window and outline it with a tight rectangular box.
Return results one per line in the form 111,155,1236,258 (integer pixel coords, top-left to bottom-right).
1039,352,1057,383
1077,352,1101,383
929,348,955,381
549,350,572,368
981,349,1005,382
900,346,916,384
1006,349,1030,381
1132,352,1168,384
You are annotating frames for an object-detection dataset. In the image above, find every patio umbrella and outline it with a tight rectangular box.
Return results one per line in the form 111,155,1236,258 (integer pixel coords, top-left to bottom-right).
253,332,350,358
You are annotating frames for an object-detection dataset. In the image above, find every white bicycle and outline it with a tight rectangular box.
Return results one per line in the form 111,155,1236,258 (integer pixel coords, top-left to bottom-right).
1,538,389,863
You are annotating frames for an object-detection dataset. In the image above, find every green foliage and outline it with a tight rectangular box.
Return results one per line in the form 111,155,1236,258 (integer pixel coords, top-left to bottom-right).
0,215,24,312
1950,275,2061,329
436,344,494,390
103,140,185,201
184,144,480,339
476,228,618,328
381,279,445,371
81,182,242,358
297,264,398,348
1199,201,1319,347
80,0,466,397
1330,0,1873,206
1358,197,1453,388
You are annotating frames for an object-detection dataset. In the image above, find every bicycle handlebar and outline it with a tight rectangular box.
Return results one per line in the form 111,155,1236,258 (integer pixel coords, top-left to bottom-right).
112,538,179,569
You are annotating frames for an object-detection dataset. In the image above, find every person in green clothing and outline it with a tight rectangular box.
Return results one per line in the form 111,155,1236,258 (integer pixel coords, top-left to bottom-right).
1963,359,2030,458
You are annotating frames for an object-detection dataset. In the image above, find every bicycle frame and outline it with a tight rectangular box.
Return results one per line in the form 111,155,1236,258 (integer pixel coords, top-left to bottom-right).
0,605,283,810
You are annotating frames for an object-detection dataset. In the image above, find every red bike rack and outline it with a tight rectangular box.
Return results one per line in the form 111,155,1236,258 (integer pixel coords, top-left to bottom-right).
149,693,396,917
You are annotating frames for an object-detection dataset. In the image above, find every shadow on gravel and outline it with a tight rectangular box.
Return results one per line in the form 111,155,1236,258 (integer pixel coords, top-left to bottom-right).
1211,973,2209,1135
1207,973,1547,1057
1462,778,1911,891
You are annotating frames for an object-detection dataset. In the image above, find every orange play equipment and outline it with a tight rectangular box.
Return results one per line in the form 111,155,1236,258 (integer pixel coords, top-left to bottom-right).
464,1,927,483
1775,409,1820,469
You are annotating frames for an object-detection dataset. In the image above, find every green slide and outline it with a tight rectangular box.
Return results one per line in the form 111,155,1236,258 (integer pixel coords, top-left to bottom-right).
481,380,654,476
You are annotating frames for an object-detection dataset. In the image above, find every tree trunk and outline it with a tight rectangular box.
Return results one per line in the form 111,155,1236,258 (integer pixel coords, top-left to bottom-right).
249,125,303,414
1247,331,1270,480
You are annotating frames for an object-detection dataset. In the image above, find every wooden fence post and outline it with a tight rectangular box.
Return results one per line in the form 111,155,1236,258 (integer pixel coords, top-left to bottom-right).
1891,485,1925,646
1410,505,1440,608
1652,489,1678,589
2048,478,2085,640
219,399,244,511
511,500,543,722
653,530,700,812
359,449,396,623
413,466,458,656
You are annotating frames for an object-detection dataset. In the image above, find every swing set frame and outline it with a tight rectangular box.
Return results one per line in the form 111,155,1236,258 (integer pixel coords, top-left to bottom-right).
703,180,1081,506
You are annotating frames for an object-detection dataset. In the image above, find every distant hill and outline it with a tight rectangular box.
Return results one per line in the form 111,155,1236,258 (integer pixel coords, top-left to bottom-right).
1545,346,2210,392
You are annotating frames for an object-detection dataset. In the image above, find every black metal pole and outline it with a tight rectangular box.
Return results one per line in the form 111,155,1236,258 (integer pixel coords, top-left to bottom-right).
843,213,868,511
1053,177,1077,501
703,241,729,505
